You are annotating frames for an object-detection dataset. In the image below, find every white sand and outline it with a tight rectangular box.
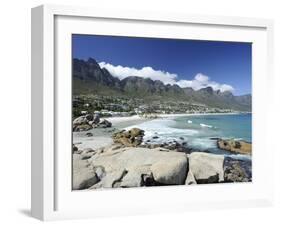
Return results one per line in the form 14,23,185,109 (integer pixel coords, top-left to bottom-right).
157,112,241,118
104,115,141,124
103,115,150,128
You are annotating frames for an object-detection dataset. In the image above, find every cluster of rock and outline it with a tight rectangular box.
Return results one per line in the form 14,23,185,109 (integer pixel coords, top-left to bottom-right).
73,113,112,132
112,128,145,147
112,128,190,153
216,139,252,155
72,128,252,190
141,140,190,153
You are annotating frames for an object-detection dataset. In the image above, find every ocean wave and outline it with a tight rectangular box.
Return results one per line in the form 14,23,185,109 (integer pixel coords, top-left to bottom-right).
125,118,198,142
226,154,252,161
200,123,213,128
188,138,217,149
124,116,251,160
187,120,193,124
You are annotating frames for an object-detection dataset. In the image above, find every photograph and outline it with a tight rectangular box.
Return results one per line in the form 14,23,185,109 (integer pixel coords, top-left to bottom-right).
72,34,252,190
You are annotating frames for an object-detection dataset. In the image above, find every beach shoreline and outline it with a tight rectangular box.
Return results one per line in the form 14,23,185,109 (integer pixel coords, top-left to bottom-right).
157,112,248,118
73,112,251,152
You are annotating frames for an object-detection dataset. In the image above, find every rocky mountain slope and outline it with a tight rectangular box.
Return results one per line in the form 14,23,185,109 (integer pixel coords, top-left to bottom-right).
73,58,251,111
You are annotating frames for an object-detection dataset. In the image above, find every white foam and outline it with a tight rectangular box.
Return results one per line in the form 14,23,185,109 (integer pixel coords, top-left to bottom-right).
200,123,213,128
189,138,217,149
227,154,252,161
187,120,193,124
125,118,198,142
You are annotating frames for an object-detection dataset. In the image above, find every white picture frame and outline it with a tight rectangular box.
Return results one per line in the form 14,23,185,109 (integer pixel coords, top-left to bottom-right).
31,4,274,221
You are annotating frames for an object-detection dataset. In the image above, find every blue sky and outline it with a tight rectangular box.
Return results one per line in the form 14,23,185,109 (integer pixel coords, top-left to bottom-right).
72,34,252,95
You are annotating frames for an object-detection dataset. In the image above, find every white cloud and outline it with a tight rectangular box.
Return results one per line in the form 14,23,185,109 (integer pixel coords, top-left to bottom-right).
177,73,234,92
99,62,177,85
99,62,234,93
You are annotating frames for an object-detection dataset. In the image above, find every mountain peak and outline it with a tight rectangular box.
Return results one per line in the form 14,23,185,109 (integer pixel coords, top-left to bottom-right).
87,57,99,66
199,86,214,94
219,90,234,98
73,58,251,111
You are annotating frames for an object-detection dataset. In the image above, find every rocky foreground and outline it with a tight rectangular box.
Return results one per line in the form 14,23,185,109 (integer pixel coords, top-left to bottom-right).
73,128,252,190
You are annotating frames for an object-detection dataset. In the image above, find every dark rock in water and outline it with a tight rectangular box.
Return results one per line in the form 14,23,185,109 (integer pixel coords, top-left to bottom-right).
86,132,93,137
179,137,184,140
152,136,159,139
210,137,220,140
223,157,252,182
182,142,187,146
142,141,191,154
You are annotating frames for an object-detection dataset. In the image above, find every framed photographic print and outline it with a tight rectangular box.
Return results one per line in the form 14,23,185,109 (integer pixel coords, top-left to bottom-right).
31,4,274,221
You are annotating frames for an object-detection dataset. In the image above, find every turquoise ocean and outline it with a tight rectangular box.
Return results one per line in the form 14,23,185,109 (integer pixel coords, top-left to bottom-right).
126,113,252,158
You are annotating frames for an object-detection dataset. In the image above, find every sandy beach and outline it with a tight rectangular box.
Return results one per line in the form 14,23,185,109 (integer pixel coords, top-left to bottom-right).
73,115,152,150
157,112,241,118
104,115,151,128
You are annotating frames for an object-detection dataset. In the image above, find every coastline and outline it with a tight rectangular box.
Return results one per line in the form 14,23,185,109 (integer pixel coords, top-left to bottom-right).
73,112,251,151
157,112,247,118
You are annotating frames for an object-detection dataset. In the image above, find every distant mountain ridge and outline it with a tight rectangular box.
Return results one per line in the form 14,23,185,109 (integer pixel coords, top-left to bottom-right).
73,58,251,111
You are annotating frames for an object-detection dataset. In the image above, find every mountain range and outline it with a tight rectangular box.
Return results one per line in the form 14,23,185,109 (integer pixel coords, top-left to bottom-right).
73,58,251,111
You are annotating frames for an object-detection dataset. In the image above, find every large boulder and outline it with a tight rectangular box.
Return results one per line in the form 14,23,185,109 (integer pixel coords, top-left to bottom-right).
101,169,128,188
72,154,99,190
120,166,152,187
73,116,88,126
223,157,252,182
188,152,224,184
112,128,144,147
217,139,252,155
151,157,187,185
89,147,188,188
